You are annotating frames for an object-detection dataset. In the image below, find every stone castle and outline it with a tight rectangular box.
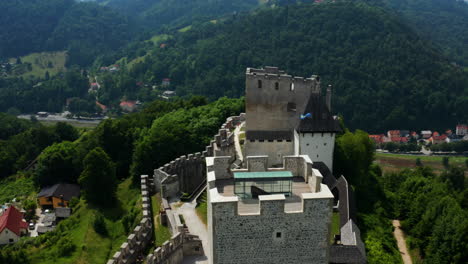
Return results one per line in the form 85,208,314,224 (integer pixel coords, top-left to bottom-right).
110,67,366,264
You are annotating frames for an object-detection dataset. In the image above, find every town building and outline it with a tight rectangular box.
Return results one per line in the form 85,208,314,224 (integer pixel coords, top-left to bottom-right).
0,206,28,245
37,183,80,209
421,130,432,139
456,124,467,136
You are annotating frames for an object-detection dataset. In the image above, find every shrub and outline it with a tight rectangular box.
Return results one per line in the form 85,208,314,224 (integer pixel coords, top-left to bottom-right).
56,237,76,256
93,213,107,236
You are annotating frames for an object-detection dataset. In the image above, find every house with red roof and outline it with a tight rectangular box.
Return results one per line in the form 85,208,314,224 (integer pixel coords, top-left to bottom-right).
430,134,448,145
369,134,385,145
390,137,408,143
387,130,400,139
456,124,467,136
120,100,138,112
0,206,28,244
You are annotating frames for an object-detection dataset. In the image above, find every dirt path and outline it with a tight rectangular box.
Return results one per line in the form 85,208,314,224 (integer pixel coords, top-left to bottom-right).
233,121,245,163
175,201,209,264
393,220,412,264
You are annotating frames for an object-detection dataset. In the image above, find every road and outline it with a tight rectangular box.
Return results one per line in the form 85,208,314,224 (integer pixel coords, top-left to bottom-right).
392,220,412,264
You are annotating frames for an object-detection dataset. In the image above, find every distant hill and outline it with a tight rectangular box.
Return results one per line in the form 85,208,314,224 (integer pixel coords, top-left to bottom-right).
0,0,134,66
121,1,467,131
379,0,468,66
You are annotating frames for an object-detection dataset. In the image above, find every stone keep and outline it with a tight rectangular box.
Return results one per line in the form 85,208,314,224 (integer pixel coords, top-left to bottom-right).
208,190,334,264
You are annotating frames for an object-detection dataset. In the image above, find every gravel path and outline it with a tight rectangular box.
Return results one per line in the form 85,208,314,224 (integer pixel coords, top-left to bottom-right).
175,201,209,264
393,220,412,264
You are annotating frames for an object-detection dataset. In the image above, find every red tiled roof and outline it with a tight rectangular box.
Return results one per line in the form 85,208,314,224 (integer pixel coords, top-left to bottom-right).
96,101,107,111
120,101,136,107
433,135,447,140
432,131,440,136
388,130,400,135
390,137,408,143
0,206,27,236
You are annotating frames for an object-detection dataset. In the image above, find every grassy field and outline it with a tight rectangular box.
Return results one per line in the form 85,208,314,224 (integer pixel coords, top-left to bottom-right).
23,177,142,264
149,34,171,46
195,191,208,226
330,212,340,243
9,51,67,78
0,174,37,203
375,153,467,174
151,193,172,246
178,25,192,32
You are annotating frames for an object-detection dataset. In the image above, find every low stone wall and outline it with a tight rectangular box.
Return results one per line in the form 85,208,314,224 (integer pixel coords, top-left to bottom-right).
154,114,245,199
106,175,154,264
146,231,204,264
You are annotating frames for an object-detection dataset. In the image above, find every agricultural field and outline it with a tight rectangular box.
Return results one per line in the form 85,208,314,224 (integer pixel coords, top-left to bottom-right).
9,51,67,78
375,153,467,175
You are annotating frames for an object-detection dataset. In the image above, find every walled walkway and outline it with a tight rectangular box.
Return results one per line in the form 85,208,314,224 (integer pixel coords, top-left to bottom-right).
173,201,209,264
392,220,412,264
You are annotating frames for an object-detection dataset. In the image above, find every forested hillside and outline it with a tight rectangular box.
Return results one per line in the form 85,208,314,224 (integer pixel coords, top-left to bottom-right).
112,1,467,131
0,0,134,66
101,0,260,29
380,0,468,66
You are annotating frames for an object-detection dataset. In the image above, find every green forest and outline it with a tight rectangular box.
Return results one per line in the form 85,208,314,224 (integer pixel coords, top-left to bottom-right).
0,0,135,66
1,0,467,132
0,97,243,263
100,1,468,131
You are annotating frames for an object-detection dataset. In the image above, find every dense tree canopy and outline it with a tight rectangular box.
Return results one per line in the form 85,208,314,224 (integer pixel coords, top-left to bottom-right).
79,147,117,206
0,0,135,66
35,141,80,187
118,1,467,132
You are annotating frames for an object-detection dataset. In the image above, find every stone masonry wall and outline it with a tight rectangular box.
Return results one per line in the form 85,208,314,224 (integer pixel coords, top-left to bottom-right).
155,114,245,199
210,196,333,264
107,175,154,264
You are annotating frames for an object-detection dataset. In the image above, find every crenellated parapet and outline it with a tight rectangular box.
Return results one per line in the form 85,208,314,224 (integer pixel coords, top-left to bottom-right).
106,175,154,264
146,231,203,264
154,114,245,199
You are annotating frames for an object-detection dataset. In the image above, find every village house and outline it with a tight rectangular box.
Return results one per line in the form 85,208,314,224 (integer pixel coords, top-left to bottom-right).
37,183,80,209
161,78,171,86
456,124,467,136
421,130,432,139
0,206,28,245
369,134,385,145
429,134,447,145
120,100,138,112
387,130,400,139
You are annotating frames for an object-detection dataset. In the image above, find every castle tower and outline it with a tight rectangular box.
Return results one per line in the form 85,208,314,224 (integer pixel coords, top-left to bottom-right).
244,67,321,166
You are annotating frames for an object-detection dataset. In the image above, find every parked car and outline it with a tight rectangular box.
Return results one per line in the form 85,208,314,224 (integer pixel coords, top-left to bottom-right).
29,222,35,230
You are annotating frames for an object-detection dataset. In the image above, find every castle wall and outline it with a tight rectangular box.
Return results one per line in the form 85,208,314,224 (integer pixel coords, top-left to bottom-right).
245,67,320,132
154,114,244,199
107,175,154,264
209,191,333,264
244,140,294,166
299,132,336,172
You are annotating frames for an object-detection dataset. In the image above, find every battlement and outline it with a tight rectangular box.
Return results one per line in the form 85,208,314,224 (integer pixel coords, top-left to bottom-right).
246,67,320,86
245,67,320,133
107,175,154,264
154,114,245,199
207,155,332,215
208,156,334,264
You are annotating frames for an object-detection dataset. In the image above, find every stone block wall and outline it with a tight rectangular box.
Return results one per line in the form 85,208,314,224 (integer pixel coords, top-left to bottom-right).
154,114,245,199
106,175,154,264
146,232,204,264
209,191,334,264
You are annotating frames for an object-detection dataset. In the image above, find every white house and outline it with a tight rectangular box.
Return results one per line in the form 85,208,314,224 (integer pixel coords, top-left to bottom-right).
0,206,28,245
